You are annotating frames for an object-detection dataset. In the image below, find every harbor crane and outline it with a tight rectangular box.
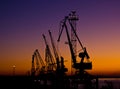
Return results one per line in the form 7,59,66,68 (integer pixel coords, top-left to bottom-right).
57,11,92,76
48,30,60,71
42,34,56,73
57,11,94,89
31,49,46,76
35,49,46,74
48,30,68,74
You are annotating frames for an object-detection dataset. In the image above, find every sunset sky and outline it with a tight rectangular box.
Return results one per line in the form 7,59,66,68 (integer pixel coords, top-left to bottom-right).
0,0,120,76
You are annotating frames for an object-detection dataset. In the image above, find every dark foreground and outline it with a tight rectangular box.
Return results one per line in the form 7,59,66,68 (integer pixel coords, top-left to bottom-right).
0,75,73,89
1,76,120,89
0,76,34,89
0,75,95,89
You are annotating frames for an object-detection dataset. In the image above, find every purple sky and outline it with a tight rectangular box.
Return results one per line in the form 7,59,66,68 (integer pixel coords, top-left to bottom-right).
0,0,120,75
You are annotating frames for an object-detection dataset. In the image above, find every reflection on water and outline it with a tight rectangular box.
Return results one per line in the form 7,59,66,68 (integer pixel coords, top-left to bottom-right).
98,78,120,89
33,78,120,89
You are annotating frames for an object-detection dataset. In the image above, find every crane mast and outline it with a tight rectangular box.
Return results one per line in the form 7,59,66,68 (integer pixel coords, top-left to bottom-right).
68,11,79,75
69,11,79,58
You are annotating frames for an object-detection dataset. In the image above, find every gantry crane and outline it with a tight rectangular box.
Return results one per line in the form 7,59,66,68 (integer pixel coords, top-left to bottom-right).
42,34,56,73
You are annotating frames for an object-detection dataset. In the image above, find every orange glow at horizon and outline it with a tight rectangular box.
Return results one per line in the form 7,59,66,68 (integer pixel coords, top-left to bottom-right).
0,47,120,76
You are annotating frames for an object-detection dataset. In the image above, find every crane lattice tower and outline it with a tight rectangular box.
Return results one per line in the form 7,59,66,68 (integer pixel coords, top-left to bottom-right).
68,11,79,74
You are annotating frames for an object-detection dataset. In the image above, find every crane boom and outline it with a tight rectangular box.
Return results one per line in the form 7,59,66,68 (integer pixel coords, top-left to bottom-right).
68,19,90,59
42,34,56,71
31,49,46,76
57,20,64,42
57,16,77,66
35,49,46,74
35,49,45,67
48,30,60,70
49,30,59,60
34,51,40,71
68,19,84,49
